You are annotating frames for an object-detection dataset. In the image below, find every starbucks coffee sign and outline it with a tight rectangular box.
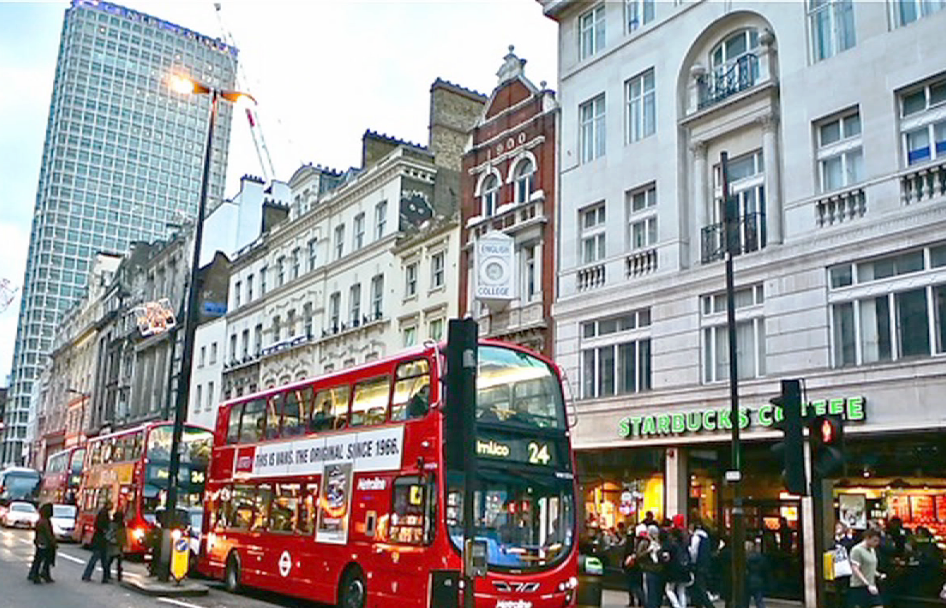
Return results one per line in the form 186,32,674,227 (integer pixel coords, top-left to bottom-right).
618,396,866,439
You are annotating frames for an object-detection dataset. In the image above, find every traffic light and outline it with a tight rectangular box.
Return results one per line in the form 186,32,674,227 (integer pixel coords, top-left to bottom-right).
443,318,478,471
771,379,807,496
809,414,845,479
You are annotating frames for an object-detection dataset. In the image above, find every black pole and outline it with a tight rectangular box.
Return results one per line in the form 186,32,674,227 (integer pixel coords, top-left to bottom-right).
721,151,746,608
157,90,217,582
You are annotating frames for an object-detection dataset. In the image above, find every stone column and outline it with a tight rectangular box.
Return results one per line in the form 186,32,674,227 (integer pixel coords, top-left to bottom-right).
665,447,689,522
761,114,782,244
691,140,708,265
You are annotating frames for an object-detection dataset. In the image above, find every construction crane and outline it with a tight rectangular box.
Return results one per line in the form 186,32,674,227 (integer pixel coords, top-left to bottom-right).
214,2,277,182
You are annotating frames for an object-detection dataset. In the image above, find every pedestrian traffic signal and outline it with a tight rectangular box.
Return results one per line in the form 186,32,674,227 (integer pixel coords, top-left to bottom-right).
809,414,845,479
771,379,807,496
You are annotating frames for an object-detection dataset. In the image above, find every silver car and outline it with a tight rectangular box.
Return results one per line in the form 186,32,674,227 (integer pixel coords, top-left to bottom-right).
50,504,77,541
1,501,39,529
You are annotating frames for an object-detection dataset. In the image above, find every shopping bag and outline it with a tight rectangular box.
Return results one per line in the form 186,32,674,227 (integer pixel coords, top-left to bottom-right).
833,546,853,578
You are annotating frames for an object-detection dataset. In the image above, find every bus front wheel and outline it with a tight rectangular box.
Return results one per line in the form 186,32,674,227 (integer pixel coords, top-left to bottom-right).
338,567,366,608
224,553,242,594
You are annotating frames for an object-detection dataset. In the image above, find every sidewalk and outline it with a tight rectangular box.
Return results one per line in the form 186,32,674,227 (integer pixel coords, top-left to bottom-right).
601,589,803,607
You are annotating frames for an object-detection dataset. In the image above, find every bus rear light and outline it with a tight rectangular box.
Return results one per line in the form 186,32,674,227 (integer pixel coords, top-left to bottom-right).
131,527,146,542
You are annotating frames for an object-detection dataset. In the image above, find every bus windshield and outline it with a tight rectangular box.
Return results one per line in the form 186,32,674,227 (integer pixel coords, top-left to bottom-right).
1,470,40,502
476,345,565,430
447,468,575,572
146,425,213,465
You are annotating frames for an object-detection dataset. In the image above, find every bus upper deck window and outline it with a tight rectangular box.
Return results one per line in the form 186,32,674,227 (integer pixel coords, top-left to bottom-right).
391,359,430,421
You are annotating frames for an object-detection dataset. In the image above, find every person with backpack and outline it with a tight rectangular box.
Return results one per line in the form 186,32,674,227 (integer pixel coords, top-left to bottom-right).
688,519,717,608
623,524,647,606
637,524,664,608
664,526,693,608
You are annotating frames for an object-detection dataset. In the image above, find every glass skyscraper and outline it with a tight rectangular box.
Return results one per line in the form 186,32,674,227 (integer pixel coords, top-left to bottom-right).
1,0,237,463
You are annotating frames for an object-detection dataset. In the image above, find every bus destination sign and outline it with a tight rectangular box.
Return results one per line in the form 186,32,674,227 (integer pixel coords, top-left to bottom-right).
475,433,563,469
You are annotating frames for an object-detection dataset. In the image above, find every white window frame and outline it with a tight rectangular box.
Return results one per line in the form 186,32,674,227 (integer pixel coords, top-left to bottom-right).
329,292,341,329
334,224,345,261
579,4,606,60
403,325,417,347
371,274,384,319
354,213,365,250
272,316,281,344
481,174,499,217
246,274,253,302
522,244,538,303
892,0,946,27
625,69,656,144
428,318,444,341
626,184,657,251
430,251,445,289
260,265,268,295
375,201,387,240
899,76,946,167
580,94,606,163
580,337,652,399
624,0,655,33
194,385,202,415
816,109,864,192
807,0,856,63
234,280,241,308
276,257,285,287
405,262,418,298
206,381,214,412
350,283,361,325
701,285,766,383
513,158,535,203
291,247,301,280
580,202,607,265
308,238,318,271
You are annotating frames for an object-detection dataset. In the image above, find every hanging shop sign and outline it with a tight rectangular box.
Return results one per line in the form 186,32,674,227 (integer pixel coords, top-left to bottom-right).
617,395,866,439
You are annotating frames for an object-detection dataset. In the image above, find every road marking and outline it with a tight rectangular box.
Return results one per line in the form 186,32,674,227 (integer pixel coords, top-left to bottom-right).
57,551,86,565
157,598,203,608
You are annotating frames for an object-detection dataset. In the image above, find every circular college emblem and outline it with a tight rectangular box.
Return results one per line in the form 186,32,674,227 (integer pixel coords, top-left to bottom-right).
279,550,292,577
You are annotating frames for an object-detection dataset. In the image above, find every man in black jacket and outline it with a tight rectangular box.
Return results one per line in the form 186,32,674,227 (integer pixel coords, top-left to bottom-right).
82,500,112,582
28,503,57,584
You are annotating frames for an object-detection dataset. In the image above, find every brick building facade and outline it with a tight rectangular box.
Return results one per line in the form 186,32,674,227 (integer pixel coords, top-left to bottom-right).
459,47,559,356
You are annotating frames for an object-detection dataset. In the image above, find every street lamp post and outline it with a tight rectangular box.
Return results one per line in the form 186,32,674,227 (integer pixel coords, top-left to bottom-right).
158,75,255,582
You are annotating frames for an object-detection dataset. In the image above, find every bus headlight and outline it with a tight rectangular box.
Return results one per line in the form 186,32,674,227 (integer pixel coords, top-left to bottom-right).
171,528,182,541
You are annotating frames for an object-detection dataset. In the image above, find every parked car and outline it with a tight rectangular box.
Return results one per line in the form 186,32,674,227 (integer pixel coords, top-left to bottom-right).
50,504,77,541
1,501,39,529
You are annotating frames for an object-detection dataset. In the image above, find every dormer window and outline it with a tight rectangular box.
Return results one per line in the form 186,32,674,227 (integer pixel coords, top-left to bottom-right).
482,174,499,217
514,159,535,203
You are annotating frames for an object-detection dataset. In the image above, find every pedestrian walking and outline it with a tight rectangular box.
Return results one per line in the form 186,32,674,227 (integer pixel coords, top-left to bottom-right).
687,519,716,608
744,539,769,608
623,524,647,606
82,500,112,583
105,510,126,582
849,528,885,608
28,503,56,584
636,524,663,608
664,527,693,608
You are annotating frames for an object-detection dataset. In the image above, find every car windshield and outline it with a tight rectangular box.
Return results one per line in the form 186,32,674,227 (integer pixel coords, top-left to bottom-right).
12,503,36,513
447,468,575,572
53,505,76,518
476,346,565,430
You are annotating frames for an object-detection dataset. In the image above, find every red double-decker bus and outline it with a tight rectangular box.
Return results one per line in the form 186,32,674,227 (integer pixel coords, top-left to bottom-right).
199,340,578,607
76,421,213,554
39,446,86,505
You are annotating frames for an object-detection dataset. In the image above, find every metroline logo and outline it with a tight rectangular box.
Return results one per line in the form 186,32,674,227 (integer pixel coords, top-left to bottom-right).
496,601,532,608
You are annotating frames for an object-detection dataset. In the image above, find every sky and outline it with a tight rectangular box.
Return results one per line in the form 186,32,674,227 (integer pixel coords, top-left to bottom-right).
0,0,558,383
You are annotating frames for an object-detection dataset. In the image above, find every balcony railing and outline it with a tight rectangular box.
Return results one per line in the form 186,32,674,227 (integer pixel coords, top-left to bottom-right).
701,211,766,264
577,264,606,291
625,248,658,278
900,160,946,205
816,187,866,227
697,54,759,110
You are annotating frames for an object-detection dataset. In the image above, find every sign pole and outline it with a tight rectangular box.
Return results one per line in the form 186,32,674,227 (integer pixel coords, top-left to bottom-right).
721,151,746,608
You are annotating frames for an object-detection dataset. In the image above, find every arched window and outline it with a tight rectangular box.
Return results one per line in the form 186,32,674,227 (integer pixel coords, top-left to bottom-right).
481,174,499,217
514,159,535,203
710,29,760,93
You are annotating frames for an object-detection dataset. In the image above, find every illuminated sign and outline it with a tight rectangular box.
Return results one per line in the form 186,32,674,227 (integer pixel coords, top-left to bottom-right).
475,433,563,468
618,396,866,439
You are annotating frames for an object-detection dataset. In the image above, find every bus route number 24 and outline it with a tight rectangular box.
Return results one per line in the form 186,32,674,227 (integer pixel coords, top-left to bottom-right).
527,442,551,466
